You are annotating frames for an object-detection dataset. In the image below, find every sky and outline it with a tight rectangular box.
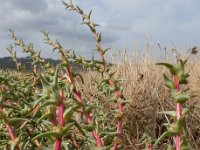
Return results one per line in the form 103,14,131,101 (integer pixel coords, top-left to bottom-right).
1,0,200,59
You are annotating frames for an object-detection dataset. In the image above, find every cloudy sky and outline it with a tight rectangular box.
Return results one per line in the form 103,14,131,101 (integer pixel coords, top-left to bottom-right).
0,0,200,59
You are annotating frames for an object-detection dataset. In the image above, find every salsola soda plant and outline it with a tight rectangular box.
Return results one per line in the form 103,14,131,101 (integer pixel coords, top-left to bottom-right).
0,1,129,149
154,57,195,150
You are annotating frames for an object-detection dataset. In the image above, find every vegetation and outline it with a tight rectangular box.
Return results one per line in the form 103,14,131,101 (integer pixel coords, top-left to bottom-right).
1,1,200,150
0,1,127,150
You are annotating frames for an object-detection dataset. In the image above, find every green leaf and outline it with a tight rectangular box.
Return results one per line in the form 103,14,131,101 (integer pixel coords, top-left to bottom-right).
76,5,83,14
100,131,118,138
62,122,75,135
97,33,101,43
158,111,176,117
32,131,60,141
32,95,48,108
35,100,58,115
102,47,111,55
8,118,30,125
121,100,131,105
63,105,80,120
83,124,94,132
69,118,86,137
50,88,61,103
154,131,173,146
156,63,176,75
37,112,51,123
167,144,174,150
52,65,60,89
171,91,190,103
163,74,175,90
88,9,92,19
183,107,195,116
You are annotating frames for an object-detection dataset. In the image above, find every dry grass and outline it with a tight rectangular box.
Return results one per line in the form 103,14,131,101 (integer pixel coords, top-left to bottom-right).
79,49,200,149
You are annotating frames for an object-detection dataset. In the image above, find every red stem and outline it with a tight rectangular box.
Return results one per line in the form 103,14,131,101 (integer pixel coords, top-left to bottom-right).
149,144,153,150
55,90,65,150
0,107,15,140
109,80,123,150
58,90,65,126
55,138,62,150
74,91,103,147
174,75,182,150
62,66,103,147
117,103,123,137
66,67,74,84
6,124,15,140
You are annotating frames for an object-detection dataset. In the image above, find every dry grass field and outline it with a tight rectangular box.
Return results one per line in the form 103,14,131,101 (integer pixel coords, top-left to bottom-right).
78,48,200,149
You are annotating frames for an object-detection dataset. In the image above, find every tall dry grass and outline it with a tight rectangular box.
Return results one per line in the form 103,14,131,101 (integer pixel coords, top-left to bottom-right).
79,47,200,150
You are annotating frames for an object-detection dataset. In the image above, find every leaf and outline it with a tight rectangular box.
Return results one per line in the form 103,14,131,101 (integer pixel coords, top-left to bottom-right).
63,105,80,120
69,118,86,137
154,131,173,146
76,5,83,14
52,65,60,89
8,118,30,125
83,124,94,132
74,73,84,84
121,100,132,105
156,63,176,75
163,74,175,90
158,111,176,117
50,88,61,103
183,107,195,116
171,91,190,103
35,100,58,115
32,131,60,141
62,123,75,135
88,9,93,19
97,33,101,43
167,144,174,150
102,47,111,55
37,112,51,123
100,131,118,138
32,95,48,107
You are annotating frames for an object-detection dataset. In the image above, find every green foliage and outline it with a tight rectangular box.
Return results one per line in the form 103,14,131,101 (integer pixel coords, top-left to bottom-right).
0,1,128,150
155,59,194,149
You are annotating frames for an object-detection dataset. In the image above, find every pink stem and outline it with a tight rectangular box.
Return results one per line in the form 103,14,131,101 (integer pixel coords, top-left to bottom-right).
109,80,124,150
74,91,103,147
113,143,117,150
149,144,153,150
63,67,103,147
85,110,103,147
58,90,65,126
117,103,123,137
54,90,65,150
113,103,123,150
0,107,15,140
174,75,182,150
55,138,62,150
6,124,15,140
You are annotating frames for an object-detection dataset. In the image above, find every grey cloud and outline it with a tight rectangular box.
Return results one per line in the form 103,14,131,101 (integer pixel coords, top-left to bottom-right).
6,0,48,13
1,0,200,58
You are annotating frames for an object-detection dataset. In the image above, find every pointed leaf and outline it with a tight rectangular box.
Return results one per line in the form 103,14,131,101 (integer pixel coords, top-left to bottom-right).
32,131,60,141
156,63,176,75
171,91,190,103
158,111,176,117
154,131,173,146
